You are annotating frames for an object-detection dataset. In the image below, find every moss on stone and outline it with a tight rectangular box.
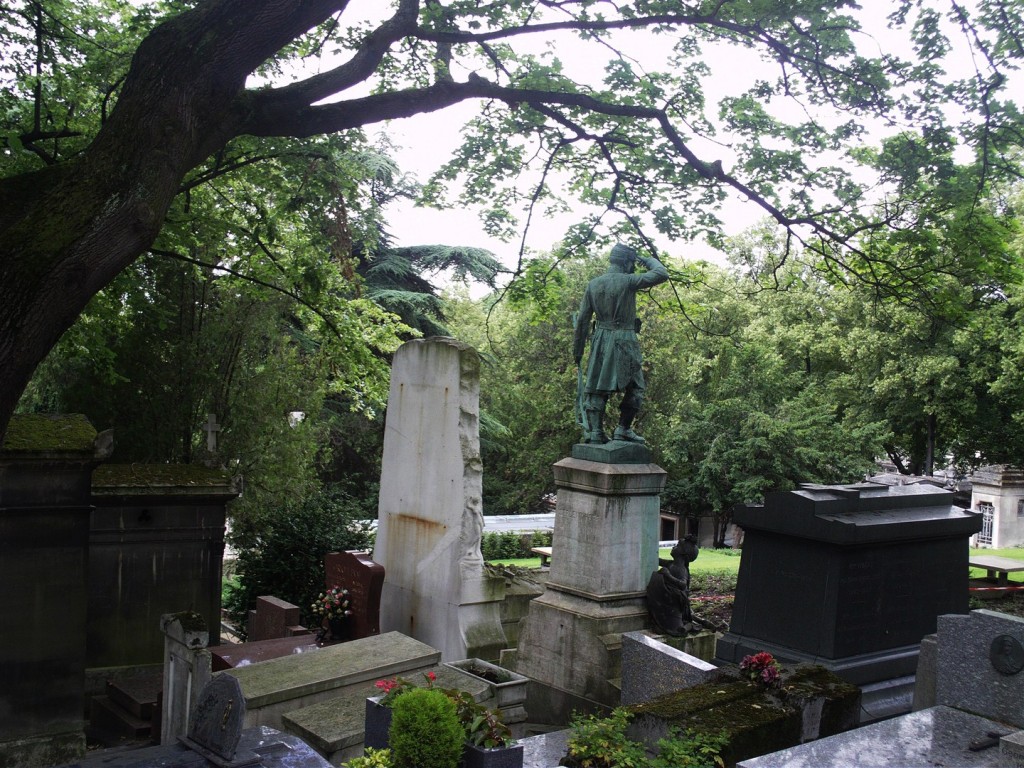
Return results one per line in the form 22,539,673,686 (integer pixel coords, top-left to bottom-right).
171,610,207,632
629,664,859,765
1,413,97,453
92,463,233,489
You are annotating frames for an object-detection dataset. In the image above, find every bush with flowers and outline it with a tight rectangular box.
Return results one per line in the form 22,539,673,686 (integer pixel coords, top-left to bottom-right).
739,652,781,688
374,670,437,708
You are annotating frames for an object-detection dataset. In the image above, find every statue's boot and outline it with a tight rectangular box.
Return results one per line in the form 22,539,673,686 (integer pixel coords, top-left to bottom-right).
584,409,608,444
613,407,645,444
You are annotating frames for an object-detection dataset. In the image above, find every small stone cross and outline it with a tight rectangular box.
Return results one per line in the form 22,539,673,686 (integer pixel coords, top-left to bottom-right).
204,413,221,453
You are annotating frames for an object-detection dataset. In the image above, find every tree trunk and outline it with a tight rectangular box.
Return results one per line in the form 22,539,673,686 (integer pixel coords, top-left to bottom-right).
0,0,344,441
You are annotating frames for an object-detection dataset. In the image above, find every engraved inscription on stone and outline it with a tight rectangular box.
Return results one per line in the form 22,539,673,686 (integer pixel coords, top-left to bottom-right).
990,634,1024,676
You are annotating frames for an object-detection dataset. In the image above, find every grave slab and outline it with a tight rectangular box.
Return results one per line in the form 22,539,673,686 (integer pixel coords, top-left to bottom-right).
280,663,491,765
222,631,439,729
737,705,1015,768
936,610,1024,728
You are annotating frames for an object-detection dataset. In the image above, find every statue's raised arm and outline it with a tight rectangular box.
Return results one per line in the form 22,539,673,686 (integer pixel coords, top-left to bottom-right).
573,244,668,445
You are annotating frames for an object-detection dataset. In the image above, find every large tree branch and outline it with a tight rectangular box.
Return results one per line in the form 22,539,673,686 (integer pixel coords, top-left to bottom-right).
245,76,860,246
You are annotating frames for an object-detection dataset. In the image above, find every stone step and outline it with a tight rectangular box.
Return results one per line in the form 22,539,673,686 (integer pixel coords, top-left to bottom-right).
88,695,152,742
281,663,493,765
224,631,442,731
105,670,161,720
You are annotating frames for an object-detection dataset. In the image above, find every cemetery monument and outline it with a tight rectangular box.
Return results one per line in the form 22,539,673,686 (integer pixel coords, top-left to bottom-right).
514,245,671,711
572,243,668,446
373,337,506,661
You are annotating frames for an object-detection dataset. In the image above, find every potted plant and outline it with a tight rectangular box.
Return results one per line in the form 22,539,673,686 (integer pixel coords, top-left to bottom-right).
448,690,523,768
310,584,353,642
444,658,528,709
364,672,436,751
389,687,465,768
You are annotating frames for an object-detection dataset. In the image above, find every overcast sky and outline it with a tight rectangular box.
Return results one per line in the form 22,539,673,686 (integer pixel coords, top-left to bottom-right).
335,2,1001,277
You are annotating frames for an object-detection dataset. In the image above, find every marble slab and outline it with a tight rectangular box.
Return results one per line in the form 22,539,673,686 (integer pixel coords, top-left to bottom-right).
738,706,1015,767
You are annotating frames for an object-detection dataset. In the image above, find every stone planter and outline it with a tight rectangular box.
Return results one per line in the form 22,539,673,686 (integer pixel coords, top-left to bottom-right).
363,696,391,751
461,742,524,768
445,659,528,708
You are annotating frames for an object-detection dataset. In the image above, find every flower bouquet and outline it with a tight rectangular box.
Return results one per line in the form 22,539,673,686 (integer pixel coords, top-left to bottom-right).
739,651,782,688
311,585,353,642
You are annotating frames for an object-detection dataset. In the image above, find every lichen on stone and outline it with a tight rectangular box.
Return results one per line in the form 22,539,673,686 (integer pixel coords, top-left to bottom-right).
92,463,233,489
1,413,97,453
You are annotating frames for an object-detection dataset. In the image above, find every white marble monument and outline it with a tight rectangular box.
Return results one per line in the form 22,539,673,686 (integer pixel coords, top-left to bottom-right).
373,337,506,661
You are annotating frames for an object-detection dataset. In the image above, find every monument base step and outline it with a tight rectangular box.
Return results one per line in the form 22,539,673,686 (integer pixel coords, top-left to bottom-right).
716,632,920,686
858,675,915,723
105,668,161,720
88,695,152,743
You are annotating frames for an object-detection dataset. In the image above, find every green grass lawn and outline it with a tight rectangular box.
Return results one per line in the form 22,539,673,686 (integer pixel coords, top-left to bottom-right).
490,546,1024,582
488,547,744,573
968,547,1024,582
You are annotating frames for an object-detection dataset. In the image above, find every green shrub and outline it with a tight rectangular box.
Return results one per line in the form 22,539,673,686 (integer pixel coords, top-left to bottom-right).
563,708,647,768
652,729,727,768
343,748,394,767
389,688,465,768
223,487,372,636
481,528,553,560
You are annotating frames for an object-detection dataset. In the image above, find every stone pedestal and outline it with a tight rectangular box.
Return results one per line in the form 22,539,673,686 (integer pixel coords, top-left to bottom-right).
716,483,982,711
0,414,111,767
515,454,666,705
374,338,506,661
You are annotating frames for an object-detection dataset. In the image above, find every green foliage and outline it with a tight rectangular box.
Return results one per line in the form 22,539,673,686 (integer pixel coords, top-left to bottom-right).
445,689,513,749
223,488,372,636
343,748,394,768
480,530,552,560
389,688,465,768
652,729,728,768
563,708,727,768
562,708,648,768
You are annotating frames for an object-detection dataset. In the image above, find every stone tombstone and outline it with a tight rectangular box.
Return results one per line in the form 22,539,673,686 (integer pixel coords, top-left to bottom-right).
89,463,239,668
717,482,982,694
373,338,506,661
324,550,384,640
161,612,212,745
247,596,306,642
514,455,667,706
936,609,1024,729
620,631,721,706
181,674,253,765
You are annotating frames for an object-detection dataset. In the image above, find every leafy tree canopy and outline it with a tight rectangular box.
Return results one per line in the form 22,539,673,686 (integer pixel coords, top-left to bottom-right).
1,0,1022,439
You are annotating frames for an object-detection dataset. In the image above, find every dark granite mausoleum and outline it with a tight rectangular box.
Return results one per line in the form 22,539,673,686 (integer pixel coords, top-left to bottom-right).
716,482,982,716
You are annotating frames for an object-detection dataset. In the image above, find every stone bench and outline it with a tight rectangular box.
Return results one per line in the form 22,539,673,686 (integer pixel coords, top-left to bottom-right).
281,663,493,764
222,631,440,730
530,547,552,567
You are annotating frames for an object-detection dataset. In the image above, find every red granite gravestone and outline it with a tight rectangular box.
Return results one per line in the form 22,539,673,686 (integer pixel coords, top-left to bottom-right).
324,550,384,640
247,595,309,642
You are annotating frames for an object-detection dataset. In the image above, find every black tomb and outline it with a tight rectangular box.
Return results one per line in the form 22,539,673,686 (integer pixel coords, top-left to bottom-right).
716,482,982,690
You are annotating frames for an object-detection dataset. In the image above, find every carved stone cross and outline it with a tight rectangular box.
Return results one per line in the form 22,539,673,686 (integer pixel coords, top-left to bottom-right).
204,413,221,453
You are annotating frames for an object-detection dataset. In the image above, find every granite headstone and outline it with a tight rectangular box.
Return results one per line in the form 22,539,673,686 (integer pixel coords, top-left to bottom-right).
936,609,1024,728
324,550,384,640
620,631,721,705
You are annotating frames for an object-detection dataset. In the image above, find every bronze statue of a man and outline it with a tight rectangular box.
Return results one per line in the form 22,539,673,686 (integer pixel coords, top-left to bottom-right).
573,244,668,444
